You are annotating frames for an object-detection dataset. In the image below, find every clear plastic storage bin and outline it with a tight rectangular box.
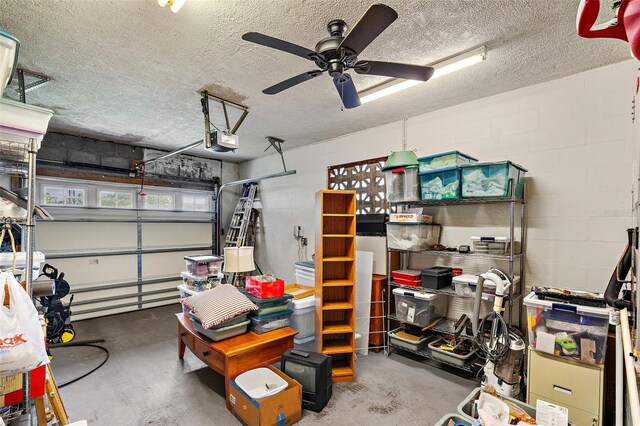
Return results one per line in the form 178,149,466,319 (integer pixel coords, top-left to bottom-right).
387,223,441,251
417,150,478,172
184,255,223,277
419,167,462,200
249,310,293,334
524,292,610,365
385,166,420,203
180,271,219,292
288,296,315,340
392,288,447,327
461,161,527,198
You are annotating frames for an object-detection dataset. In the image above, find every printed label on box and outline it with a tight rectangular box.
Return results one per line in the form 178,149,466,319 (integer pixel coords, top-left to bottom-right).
229,393,235,405
536,400,568,426
407,306,415,323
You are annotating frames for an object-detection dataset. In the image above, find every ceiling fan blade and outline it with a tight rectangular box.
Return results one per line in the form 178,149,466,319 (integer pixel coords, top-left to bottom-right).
242,32,316,60
339,4,398,55
263,71,322,95
333,73,361,109
354,60,434,81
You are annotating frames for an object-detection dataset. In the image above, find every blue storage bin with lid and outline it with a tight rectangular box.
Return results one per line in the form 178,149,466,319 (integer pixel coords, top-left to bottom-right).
418,166,461,200
461,161,527,199
417,151,478,172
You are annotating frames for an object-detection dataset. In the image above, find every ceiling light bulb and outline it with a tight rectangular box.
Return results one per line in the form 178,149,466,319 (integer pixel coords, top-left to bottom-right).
170,0,187,13
360,46,487,104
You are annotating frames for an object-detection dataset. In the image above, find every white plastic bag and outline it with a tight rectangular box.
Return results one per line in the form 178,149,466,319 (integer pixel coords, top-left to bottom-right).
0,271,49,376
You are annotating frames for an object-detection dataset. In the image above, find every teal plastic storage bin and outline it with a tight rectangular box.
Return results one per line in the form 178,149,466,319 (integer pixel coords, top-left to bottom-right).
418,166,461,200
461,161,527,199
418,150,478,172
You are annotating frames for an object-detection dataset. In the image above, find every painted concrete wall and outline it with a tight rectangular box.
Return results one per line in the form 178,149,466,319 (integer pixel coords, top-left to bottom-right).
240,60,639,293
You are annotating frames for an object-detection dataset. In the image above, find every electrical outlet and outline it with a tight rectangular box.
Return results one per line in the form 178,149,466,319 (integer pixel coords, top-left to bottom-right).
301,237,308,246
293,225,303,239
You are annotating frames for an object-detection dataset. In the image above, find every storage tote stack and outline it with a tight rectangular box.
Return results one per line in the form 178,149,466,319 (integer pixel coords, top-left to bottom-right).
294,261,315,287
181,255,223,293
244,274,293,333
284,285,316,348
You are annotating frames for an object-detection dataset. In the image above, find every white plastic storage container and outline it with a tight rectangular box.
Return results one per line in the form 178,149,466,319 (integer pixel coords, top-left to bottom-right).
524,292,610,365
392,288,448,327
294,261,315,287
385,166,420,203
387,223,441,251
0,251,45,280
288,295,315,340
234,367,288,400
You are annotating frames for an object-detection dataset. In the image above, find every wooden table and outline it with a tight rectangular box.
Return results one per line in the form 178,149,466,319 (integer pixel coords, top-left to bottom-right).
176,313,297,408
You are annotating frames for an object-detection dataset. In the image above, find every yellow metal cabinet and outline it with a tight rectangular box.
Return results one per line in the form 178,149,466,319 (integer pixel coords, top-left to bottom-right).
527,349,604,425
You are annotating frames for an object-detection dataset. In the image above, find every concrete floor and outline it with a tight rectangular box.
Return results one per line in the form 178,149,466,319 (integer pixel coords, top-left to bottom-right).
47,304,477,425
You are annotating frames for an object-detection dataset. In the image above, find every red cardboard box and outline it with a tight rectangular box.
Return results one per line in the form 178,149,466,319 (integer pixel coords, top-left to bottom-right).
245,277,285,299
228,365,302,426
0,365,46,406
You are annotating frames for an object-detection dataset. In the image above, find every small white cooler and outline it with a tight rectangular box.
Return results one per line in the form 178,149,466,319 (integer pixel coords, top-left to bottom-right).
294,261,315,287
289,295,315,345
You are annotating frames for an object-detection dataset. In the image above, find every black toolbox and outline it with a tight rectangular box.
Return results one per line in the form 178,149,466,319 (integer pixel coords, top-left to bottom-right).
421,267,453,290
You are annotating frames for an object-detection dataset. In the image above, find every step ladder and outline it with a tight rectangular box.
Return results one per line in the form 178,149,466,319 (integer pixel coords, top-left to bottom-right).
224,182,259,284
225,182,258,248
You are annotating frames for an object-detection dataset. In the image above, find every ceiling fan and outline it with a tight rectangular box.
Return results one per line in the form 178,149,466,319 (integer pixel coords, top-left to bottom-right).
242,3,434,109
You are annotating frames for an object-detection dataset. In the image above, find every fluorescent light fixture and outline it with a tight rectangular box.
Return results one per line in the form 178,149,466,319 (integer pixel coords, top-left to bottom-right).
170,0,187,13
360,46,487,104
157,0,187,13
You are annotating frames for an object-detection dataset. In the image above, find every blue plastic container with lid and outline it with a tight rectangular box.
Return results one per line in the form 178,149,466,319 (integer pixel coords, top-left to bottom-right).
418,166,462,200
417,151,478,172
461,161,527,199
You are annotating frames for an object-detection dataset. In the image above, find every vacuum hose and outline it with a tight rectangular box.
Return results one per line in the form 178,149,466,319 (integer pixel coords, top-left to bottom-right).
604,228,637,310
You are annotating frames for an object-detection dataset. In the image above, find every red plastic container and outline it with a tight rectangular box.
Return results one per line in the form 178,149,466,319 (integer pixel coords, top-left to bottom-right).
245,276,285,298
393,277,421,287
392,270,421,281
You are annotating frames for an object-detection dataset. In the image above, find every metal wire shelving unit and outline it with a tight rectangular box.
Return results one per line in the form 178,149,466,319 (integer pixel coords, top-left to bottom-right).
384,180,527,376
0,137,39,423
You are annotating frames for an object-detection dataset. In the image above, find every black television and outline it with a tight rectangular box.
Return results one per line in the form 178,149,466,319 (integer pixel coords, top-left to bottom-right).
280,349,332,412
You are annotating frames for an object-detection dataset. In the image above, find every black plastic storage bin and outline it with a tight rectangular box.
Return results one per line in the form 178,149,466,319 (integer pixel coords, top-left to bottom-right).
421,267,453,290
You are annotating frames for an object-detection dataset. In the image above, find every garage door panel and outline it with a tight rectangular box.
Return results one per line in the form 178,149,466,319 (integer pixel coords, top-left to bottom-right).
38,222,137,252
141,223,212,248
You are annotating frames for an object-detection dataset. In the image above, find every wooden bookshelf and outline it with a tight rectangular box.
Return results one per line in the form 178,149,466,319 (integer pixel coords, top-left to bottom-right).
315,190,356,383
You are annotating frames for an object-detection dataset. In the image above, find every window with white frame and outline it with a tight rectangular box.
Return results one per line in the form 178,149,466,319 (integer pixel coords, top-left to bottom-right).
99,190,134,209
143,193,175,210
43,186,86,206
182,195,210,212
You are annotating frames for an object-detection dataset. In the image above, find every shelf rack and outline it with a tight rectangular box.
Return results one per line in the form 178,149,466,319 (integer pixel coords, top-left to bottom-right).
315,190,357,383
0,137,39,423
384,179,526,376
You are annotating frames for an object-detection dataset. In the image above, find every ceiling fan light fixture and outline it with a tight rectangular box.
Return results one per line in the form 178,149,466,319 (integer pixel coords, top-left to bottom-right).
360,46,487,104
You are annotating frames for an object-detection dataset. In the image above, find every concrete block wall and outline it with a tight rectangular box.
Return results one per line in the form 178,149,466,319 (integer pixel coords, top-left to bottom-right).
240,59,639,293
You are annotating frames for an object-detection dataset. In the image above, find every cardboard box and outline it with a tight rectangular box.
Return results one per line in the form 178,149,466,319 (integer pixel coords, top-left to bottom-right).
0,366,46,406
389,213,432,224
229,365,302,426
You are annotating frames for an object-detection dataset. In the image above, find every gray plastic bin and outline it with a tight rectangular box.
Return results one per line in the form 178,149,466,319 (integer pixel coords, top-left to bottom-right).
192,318,249,341
457,387,535,421
388,328,434,351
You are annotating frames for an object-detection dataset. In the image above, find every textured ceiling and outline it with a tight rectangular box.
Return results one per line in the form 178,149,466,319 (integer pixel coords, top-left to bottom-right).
0,0,631,162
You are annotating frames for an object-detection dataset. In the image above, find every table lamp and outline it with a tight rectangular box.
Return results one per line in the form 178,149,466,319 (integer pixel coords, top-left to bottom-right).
223,246,255,288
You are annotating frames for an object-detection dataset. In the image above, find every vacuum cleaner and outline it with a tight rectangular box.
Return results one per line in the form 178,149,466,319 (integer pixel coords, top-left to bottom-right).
472,267,525,398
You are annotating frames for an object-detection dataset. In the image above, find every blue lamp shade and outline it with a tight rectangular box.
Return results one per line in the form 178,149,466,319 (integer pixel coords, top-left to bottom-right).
0,31,20,95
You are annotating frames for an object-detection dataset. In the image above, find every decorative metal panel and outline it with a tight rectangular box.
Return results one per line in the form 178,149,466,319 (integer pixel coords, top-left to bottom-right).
328,158,388,214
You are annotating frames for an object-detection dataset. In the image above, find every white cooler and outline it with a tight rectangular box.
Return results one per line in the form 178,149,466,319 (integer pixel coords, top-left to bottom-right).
294,261,315,287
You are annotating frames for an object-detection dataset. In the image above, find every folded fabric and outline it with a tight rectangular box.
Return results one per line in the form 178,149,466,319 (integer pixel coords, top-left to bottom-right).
182,284,258,329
